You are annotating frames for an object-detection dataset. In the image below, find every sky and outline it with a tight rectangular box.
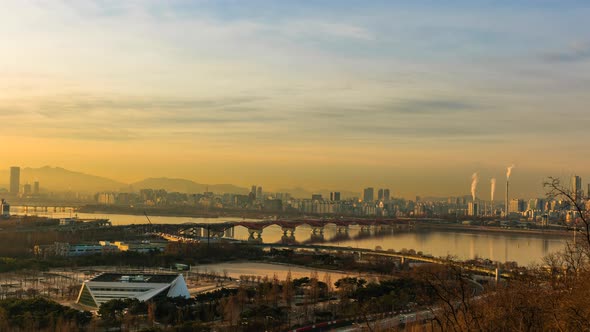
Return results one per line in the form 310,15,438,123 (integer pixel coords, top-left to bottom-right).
1,0,589,198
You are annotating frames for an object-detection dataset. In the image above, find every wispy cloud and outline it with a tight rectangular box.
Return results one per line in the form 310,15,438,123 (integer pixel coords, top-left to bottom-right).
542,41,590,63
387,98,486,115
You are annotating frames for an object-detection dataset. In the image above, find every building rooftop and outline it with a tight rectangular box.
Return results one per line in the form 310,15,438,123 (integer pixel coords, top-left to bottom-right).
90,273,179,284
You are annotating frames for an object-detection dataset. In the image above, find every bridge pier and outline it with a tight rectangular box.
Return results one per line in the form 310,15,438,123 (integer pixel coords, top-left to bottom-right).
311,226,324,234
359,226,372,236
281,234,296,243
336,226,349,233
309,232,324,242
281,227,296,236
247,229,263,242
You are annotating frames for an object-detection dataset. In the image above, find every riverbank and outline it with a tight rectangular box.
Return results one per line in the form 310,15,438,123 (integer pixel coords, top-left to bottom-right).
77,204,287,219
416,223,571,238
195,261,364,281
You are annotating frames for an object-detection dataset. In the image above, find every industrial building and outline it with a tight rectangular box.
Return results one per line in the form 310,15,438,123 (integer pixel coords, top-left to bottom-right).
77,273,190,308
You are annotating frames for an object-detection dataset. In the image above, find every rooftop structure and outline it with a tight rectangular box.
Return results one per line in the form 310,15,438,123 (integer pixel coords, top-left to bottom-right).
77,273,190,308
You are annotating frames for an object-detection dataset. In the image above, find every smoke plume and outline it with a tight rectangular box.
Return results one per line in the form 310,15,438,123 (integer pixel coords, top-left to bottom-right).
490,178,496,201
506,164,515,180
471,172,479,201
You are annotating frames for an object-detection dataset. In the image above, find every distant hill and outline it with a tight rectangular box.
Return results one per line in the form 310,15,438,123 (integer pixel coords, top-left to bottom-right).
0,166,357,197
131,177,249,194
0,166,126,193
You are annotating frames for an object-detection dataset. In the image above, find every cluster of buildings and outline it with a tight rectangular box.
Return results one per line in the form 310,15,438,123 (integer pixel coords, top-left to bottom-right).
5,166,41,198
34,240,168,258
93,177,590,223
421,175,589,225
94,185,412,217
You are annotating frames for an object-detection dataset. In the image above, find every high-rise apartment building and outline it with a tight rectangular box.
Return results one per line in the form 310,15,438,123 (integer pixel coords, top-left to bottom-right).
363,187,374,202
334,192,341,201
509,199,526,213
23,183,32,195
330,192,341,201
9,167,20,195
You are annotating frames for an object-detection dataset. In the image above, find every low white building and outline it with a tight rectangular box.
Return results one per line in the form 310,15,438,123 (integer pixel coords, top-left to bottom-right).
76,273,190,308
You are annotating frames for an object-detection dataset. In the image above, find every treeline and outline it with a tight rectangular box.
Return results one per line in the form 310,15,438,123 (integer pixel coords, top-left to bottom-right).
0,298,92,331
0,241,405,277
0,243,265,273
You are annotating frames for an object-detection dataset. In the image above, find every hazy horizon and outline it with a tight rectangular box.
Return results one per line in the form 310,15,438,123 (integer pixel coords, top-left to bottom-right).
2,1,589,199
0,164,586,200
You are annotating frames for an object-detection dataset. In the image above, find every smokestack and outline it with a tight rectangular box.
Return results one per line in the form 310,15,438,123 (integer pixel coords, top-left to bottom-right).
490,178,496,216
505,165,514,218
471,172,479,202
506,180,509,218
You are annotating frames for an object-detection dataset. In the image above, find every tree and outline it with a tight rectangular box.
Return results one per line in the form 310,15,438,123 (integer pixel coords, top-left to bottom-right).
545,177,590,248
282,271,294,307
98,299,128,326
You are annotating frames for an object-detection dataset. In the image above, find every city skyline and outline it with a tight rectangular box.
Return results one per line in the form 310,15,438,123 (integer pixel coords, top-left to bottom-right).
1,1,589,197
0,164,587,201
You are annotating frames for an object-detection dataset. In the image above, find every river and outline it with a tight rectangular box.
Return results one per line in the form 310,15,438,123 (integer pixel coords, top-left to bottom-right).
14,208,568,266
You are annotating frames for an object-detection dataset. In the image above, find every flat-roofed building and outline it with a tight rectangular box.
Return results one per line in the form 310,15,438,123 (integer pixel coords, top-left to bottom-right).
77,273,190,308
34,242,119,257
106,240,168,253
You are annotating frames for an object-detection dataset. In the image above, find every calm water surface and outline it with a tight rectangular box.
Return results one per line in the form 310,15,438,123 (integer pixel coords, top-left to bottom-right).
15,208,567,266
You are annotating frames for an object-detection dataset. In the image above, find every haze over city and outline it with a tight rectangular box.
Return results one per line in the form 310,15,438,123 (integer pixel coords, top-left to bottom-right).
2,1,589,198
2,2,590,331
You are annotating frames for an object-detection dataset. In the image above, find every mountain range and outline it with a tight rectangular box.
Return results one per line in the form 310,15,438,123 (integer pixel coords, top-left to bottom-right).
0,166,359,199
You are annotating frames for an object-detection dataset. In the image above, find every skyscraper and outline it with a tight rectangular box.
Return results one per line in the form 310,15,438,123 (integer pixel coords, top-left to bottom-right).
363,187,374,202
572,175,582,206
34,181,39,195
9,167,20,195
383,189,390,201
378,189,384,201
256,186,263,201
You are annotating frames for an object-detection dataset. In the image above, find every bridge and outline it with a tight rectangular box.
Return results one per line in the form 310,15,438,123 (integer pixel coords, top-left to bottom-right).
12,205,79,214
156,228,509,281
168,218,417,241
254,243,510,280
